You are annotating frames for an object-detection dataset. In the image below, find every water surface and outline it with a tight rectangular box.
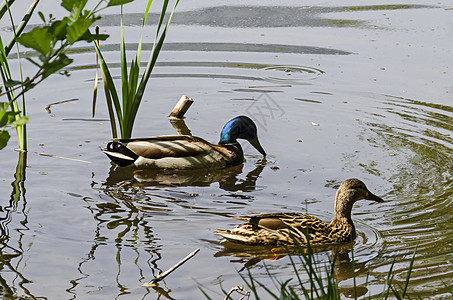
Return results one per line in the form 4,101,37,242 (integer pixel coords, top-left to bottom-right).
0,0,452,298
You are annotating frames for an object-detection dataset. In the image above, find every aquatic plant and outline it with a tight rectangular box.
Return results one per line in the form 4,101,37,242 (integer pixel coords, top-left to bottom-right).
201,240,434,299
0,0,38,151
0,0,132,151
92,0,180,139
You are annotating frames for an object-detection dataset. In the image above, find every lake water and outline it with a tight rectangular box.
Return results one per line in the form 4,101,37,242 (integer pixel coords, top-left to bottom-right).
1,0,452,298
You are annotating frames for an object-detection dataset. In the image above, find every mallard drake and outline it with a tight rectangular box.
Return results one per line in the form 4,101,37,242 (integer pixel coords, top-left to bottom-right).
101,116,266,169
216,178,383,246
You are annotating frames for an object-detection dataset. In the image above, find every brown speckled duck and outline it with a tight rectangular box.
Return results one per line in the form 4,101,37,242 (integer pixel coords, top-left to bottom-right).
216,178,383,246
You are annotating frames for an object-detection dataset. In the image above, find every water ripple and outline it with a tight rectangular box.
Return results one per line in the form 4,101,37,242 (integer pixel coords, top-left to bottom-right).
356,94,453,293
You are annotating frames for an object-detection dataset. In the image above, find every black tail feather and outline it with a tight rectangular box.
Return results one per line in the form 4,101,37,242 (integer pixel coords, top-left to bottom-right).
103,142,139,167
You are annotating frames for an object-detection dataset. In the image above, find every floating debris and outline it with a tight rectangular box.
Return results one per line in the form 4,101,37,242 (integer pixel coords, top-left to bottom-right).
142,248,200,286
40,153,91,164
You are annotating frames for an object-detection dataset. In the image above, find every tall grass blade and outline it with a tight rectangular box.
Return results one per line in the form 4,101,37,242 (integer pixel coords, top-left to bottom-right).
402,246,417,298
128,0,154,104
442,280,453,296
5,0,40,56
92,27,100,117
119,5,129,137
0,0,15,20
325,247,339,299
288,250,304,287
0,1,29,150
0,38,13,94
351,244,358,299
255,280,279,299
301,235,323,298
262,261,279,291
93,39,121,137
126,0,179,138
135,0,154,66
391,285,402,300
94,0,179,139
239,269,259,299
383,258,396,300
198,288,213,300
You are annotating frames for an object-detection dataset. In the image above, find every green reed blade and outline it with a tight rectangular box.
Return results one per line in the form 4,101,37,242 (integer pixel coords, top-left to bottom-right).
125,0,179,138
262,262,280,297
255,279,281,299
442,280,453,295
156,0,169,34
0,36,12,84
391,285,402,300
143,0,153,25
403,246,417,297
197,287,213,300
92,29,99,118
94,0,179,139
383,258,396,300
0,0,15,20
93,40,121,137
128,59,139,100
137,0,153,64
130,0,154,98
0,2,29,150
4,0,39,56
119,6,129,121
240,269,259,299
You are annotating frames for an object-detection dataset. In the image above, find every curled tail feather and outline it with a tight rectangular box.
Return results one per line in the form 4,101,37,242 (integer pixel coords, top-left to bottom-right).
102,142,138,167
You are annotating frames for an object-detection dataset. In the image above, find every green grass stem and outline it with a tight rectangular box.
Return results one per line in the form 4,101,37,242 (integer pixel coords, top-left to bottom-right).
0,0,33,151
4,0,39,56
94,0,180,139
201,242,442,299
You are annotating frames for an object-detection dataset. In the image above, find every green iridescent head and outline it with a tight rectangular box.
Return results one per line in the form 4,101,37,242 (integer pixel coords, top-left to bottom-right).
219,116,266,156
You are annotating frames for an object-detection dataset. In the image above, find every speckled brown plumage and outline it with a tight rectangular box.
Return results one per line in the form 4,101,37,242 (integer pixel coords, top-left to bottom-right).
216,178,384,246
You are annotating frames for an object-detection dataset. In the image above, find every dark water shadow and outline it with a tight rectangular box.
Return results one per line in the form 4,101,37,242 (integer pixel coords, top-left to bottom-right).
12,42,352,61
95,5,434,29
103,157,266,192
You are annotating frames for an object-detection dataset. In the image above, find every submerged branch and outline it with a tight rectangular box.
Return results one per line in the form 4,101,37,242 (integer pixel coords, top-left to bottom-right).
224,286,250,300
143,248,200,286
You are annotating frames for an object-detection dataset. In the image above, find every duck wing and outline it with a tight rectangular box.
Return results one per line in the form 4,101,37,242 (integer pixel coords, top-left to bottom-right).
112,135,215,159
232,212,332,244
233,212,324,230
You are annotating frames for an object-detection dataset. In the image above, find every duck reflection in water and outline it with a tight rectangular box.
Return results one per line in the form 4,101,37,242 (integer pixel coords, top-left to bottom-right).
213,179,383,297
213,242,369,298
103,115,267,190
104,158,267,191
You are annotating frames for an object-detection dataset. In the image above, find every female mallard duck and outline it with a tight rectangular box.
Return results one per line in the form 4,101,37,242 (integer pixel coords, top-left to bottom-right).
101,116,266,170
216,179,383,246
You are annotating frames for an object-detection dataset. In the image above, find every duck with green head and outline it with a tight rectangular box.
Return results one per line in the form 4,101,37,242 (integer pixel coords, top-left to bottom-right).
216,179,384,246
102,116,266,170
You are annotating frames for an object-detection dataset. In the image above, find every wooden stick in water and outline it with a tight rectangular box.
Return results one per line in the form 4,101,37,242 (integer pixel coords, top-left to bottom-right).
169,95,193,119
170,118,192,135
224,286,250,300
142,248,200,286
39,153,91,164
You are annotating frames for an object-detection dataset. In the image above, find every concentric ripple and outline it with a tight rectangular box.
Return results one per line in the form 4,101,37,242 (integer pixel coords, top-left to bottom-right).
262,65,325,82
355,94,453,295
